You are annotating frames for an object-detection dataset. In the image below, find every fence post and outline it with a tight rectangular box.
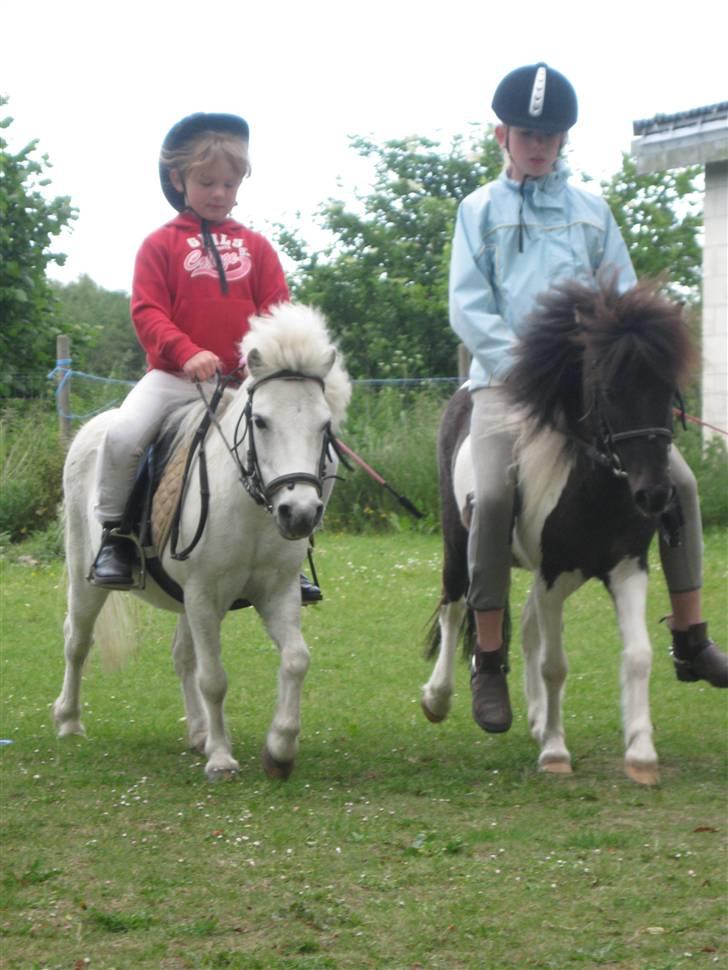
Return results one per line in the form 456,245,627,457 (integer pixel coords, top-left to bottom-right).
457,344,471,382
56,334,72,447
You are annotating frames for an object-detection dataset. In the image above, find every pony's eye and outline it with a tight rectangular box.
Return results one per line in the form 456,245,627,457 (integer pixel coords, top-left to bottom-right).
253,415,267,431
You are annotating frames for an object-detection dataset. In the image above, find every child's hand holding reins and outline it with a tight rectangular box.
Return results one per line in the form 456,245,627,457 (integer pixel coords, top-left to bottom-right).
183,350,222,382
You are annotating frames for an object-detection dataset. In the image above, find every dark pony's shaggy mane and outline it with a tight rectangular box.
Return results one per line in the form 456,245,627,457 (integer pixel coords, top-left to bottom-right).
508,278,695,432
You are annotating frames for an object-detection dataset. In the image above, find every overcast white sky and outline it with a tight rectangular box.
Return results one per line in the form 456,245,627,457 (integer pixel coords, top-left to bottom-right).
3,0,725,294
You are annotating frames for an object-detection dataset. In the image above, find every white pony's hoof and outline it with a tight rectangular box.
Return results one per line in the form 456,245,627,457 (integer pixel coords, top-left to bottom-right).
205,758,240,782
56,722,86,738
625,761,660,786
528,714,546,743
53,704,86,737
261,745,295,780
187,731,207,755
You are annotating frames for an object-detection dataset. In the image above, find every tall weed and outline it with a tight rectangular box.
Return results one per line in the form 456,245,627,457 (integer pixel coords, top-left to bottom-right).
326,383,453,532
674,422,728,528
1,383,726,545
0,404,65,540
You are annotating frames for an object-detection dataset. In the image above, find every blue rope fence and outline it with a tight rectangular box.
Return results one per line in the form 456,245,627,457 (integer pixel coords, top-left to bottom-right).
47,361,461,423
48,363,137,421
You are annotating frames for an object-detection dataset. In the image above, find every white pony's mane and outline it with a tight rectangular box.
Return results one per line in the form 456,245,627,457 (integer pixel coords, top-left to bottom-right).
242,303,351,431
160,303,351,451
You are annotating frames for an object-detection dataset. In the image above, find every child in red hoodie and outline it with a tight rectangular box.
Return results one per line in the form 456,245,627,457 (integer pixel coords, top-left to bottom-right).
91,113,292,588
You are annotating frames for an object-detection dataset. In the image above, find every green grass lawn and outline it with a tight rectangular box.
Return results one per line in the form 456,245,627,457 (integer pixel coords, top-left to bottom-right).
1,530,726,969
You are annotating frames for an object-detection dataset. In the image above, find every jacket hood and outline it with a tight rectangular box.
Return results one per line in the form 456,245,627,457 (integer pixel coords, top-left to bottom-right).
167,211,244,234
501,157,572,196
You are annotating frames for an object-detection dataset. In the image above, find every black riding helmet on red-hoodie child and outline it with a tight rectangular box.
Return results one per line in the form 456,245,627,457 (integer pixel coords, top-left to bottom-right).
159,112,250,293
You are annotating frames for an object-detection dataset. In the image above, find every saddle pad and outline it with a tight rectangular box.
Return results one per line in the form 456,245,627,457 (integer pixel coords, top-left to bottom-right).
151,442,191,556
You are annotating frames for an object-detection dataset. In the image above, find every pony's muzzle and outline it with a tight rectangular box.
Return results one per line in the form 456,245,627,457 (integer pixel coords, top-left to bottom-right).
274,486,324,540
634,482,673,518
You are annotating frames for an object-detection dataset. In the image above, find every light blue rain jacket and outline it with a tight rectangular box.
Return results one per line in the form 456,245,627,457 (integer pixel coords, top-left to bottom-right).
449,160,637,388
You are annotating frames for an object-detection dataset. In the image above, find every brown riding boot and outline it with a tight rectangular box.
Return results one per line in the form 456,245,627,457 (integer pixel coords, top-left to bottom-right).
671,622,728,688
470,646,512,733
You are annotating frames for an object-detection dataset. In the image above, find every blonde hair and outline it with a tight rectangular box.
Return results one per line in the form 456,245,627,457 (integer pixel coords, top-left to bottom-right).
161,130,251,183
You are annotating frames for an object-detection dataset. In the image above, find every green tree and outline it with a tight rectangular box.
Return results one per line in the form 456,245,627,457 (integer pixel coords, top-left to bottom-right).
280,129,503,378
0,98,78,396
51,275,144,380
599,153,703,301
280,134,704,379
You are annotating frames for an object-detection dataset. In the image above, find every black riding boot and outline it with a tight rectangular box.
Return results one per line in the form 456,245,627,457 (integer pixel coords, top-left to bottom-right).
89,523,136,588
300,573,322,604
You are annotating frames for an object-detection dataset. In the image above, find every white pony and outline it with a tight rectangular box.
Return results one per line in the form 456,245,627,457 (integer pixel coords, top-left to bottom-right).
54,303,351,780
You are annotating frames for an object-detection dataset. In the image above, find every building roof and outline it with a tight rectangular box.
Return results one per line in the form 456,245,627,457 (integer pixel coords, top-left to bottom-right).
631,102,728,173
633,102,728,136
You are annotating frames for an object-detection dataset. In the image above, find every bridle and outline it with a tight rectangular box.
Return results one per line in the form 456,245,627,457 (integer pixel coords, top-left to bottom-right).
170,369,345,560
574,383,679,481
232,369,343,511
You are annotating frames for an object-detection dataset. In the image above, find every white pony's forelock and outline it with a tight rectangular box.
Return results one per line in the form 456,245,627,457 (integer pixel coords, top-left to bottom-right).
242,303,352,431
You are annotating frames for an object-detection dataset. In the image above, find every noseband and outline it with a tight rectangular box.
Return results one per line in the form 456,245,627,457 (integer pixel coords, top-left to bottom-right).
589,425,674,479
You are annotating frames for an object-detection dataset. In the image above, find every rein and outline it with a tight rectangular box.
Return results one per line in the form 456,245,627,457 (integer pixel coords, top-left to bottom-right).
169,375,232,560
170,369,340,561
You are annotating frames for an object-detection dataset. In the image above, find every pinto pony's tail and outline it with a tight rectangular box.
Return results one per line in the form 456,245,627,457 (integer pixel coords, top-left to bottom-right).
423,598,511,664
423,597,477,661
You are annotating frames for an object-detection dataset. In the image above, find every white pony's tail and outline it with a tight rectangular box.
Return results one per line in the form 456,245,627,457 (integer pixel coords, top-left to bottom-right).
94,593,141,672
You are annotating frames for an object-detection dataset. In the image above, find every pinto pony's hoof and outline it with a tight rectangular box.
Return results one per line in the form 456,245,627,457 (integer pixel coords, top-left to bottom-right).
421,699,447,724
261,746,295,780
625,762,660,786
539,758,572,775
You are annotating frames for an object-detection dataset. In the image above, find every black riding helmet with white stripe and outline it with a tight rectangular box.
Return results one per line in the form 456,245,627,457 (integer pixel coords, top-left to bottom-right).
492,63,578,132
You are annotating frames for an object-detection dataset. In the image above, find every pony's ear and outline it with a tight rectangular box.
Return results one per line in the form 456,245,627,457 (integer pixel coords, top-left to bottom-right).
321,348,336,376
246,348,264,376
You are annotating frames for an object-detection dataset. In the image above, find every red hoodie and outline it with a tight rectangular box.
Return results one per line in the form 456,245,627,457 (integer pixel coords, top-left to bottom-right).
131,211,290,374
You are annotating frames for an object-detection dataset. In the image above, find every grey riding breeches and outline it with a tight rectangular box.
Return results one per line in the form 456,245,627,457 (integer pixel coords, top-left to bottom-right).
659,445,703,594
466,386,520,612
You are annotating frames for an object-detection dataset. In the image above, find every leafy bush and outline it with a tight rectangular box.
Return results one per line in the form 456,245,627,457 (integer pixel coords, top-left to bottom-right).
2,384,726,551
325,382,453,533
674,422,728,528
0,404,65,540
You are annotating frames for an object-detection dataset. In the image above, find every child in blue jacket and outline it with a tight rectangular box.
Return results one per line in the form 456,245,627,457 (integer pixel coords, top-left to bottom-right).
449,63,727,733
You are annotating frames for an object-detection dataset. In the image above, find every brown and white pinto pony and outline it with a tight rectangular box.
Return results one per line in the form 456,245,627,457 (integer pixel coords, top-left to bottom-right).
422,279,694,784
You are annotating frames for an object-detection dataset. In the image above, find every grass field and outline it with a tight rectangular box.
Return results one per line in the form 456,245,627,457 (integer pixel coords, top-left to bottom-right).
1,530,726,969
